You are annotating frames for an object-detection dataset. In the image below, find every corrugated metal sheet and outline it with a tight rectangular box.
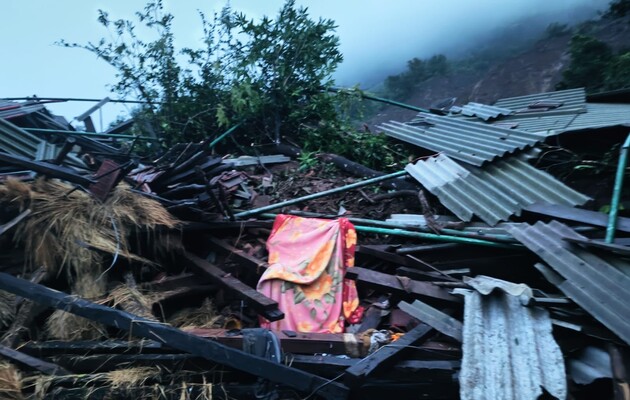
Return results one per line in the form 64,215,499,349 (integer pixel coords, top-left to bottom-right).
0,100,45,120
378,115,547,166
491,113,577,134
490,103,630,134
405,154,590,225
459,286,566,400
565,103,630,132
458,102,513,121
507,221,630,344
567,346,613,385
494,87,586,116
0,117,58,160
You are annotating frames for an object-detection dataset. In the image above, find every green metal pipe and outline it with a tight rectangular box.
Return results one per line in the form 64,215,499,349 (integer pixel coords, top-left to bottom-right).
209,123,242,148
234,170,408,219
260,211,517,244
326,86,430,113
606,133,630,243
22,128,159,141
2,96,158,105
354,225,520,249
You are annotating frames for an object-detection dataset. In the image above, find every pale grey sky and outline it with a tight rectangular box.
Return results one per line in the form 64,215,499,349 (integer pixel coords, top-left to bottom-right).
0,0,609,128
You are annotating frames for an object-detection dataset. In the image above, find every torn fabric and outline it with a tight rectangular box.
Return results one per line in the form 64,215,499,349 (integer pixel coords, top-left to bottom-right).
257,215,359,333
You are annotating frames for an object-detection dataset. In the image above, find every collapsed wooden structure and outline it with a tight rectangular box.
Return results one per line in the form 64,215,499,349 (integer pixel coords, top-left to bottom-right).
0,89,628,399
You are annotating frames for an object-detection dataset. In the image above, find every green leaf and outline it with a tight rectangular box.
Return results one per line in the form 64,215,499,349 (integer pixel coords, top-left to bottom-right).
314,299,323,308
323,293,335,304
310,307,317,320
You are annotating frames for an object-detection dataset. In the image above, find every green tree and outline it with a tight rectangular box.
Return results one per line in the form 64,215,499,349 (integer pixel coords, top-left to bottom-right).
605,52,630,90
383,54,449,100
220,2,343,145
557,35,613,92
606,0,630,18
62,0,343,148
62,0,403,170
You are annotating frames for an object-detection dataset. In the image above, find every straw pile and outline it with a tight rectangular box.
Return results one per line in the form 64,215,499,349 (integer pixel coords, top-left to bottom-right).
0,362,24,400
0,178,182,341
0,178,181,279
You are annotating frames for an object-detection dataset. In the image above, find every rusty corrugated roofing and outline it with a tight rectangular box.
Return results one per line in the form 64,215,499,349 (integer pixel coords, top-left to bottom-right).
378,115,546,166
507,221,630,344
458,282,566,400
405,154,590,225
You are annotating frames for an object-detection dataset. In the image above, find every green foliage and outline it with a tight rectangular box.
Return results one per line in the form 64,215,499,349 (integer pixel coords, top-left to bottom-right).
384,54,450,100
558,34,630,92
606,0,630,18
557,35,613,92
605,51,630,89
61,0,405,171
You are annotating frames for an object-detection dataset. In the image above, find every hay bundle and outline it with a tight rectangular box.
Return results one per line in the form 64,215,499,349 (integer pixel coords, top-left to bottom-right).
107,283,157,321
0,178,181,279
0,362,24,400
0,291,16,330
45,310,109,341
168,299,221,329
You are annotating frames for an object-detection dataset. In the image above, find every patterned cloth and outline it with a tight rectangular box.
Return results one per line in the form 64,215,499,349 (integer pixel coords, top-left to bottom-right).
257,215,359,333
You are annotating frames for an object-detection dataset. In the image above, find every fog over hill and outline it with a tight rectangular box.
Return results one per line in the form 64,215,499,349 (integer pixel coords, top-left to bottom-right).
317,0,611,88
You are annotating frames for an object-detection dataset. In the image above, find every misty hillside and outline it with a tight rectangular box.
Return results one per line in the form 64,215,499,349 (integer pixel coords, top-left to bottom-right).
368,10,630,126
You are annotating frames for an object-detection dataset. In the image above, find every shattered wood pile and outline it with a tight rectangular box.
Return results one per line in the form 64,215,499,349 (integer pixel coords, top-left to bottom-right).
0,90,628,400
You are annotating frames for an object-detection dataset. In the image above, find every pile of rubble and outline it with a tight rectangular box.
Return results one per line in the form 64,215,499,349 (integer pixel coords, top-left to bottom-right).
0,88,628,400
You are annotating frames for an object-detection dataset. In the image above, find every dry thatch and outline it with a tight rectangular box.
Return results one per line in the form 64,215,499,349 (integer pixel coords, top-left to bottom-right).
45,310,108,341
103,367,161,390
167,299,221,329
0,178,181,280
0,291,16,330
0,361,24,400
107,283,156,321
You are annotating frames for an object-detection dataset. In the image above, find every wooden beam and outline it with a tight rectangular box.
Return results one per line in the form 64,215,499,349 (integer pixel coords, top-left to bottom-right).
183,328,355,355
345,267,461,303
184,253,283,321
0,272,348,400
208,237,270,273
398,300,463,342
0,152,95,186
343,323,434,386
21,340,170,357
0,344,69,375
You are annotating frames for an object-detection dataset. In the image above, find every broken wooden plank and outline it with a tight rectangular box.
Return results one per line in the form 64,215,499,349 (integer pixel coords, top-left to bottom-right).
140,273,212,292
184,252,283,321
345,267,461,303
0,272,348,400
183,328,355,355
208,237,270,273
343,323,434,386
0,209,31,236
0,343,69,376
358,306,383,332
0,152,95,186
21,340,169,357
524,202,630,233
398,300,463,342
50,353,198,373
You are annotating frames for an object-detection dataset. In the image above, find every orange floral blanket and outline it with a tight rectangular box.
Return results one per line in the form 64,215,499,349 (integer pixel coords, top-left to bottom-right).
257,215,359,333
